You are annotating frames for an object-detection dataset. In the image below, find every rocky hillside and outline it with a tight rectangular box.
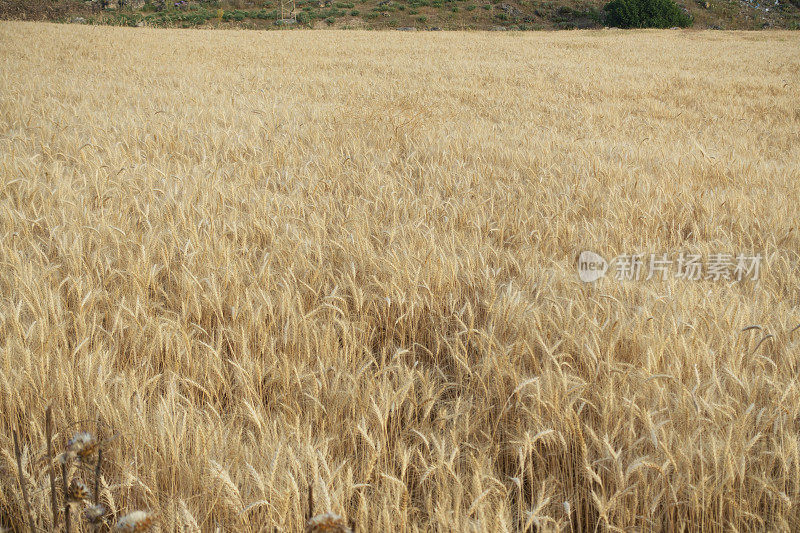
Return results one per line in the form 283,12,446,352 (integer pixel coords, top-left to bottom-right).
1,0,798,29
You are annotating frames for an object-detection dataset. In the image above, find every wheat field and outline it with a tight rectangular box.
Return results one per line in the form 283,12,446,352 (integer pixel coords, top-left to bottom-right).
1,21,800,531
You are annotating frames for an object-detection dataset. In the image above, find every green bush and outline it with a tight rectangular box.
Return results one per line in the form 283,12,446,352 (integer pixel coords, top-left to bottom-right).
222,9,247,21
603,0,692,27
143,7,215,26
109,13,142,26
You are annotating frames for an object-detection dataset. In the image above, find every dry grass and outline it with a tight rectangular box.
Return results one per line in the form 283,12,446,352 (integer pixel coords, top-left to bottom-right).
1,21,800,531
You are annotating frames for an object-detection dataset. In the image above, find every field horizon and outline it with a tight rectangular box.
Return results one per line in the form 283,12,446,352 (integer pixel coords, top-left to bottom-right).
1,21,800,532
2,0,800,31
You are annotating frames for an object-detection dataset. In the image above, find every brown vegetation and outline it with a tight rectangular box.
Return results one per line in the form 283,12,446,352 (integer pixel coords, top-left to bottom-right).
1,22,799,531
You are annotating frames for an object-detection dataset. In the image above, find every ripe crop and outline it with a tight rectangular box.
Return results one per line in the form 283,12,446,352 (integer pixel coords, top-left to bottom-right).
1,21,799,531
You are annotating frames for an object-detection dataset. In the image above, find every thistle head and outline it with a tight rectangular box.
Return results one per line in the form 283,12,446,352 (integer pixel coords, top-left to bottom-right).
114,511,155,532
66,479,92,503
66,431,98,460
305,512,353,533
83,504,107,524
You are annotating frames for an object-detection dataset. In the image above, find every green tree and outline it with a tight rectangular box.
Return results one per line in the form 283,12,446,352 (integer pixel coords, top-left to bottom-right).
604,0,693,28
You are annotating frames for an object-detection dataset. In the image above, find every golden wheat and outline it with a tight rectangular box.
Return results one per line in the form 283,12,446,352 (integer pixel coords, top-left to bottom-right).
1,20,799,531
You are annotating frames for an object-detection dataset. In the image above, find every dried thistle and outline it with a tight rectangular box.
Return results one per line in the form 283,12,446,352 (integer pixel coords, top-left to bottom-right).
12,431,34,533
67,431,99,460
305,512,353,533
83,503,108,524
114,511,155,532
45,406,58,529
67,478,92,503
